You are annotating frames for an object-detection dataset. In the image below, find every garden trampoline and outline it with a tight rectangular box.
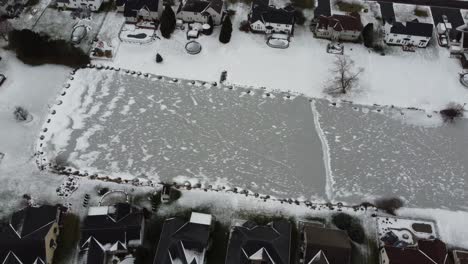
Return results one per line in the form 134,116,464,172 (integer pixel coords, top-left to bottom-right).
185,41,202,55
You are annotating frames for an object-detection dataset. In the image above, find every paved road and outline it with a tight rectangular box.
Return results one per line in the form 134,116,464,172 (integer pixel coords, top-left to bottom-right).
376,0,468,9
379,2,396,22
431,6,464,39
314,0,331,17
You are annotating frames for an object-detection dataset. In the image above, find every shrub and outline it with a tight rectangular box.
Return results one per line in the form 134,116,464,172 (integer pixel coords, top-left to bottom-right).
440,103,464,122
97,187,109,196
13,106,29,121
414,7,428,17
291,0,315,9
332,213,365,244
219,16,232,44
26,0,39,6
374,197,404,215
169,188,181,201
336,1,363,13
133,246,150,264
98,0,116,12
52,213,80,264
294,9,306,25
362,23,374,48
206,221,229,263
156,53,163,63
239,20,250,32
8,29,90,67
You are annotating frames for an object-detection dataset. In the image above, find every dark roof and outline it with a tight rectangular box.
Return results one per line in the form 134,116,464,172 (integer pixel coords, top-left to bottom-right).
454,251,468,264
181,0,209,12
124,0,160,17
225,220,291,264
303,225,351,264
10,205,59,238
180,0,223,14
207,0,223,13
418,239,447,264
153,215,211,264
389,20,433,37
249,0,294,25
85,238,107,264
80,203,144,247
384,239,447,264
0,205,60,264
317,14,363,32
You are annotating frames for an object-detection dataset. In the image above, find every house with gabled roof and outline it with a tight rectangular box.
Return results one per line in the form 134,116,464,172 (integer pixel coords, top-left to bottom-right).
78,203,144,264
314,14,363,42
118,0,163,23
300,223,351,264
153,212,212,264
380,239,449,264
384,19,433,48
453,250,468,264
176,0,225,26
0,205,62,264
248,0,295,35
225,219,291,264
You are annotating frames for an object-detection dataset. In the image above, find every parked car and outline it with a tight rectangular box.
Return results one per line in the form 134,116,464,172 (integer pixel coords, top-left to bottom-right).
0,74,6,86
161,184,171,203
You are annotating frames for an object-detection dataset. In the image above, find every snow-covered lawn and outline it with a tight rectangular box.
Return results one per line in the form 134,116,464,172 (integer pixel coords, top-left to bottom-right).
393,4,433,23
100,5,468,112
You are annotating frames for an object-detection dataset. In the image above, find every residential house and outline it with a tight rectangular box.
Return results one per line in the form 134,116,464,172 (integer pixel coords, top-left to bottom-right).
56,0,104,11
225,219,291,264
453,250,468,264
301,223,351,264
119,0,163,23
153,212,212,264
383,19,433,48
79,203,145,264
176,0,224,25
0,205,62,264
380,239,449,264
314,14,363,42
248,0,295,35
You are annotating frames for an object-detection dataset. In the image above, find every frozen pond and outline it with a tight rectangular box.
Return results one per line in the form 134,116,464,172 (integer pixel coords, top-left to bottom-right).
315,100,467,210
42,68,327,199
41,68,468,210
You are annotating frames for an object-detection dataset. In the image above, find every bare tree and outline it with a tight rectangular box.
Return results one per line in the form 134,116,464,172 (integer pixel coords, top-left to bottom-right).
440,102,465,123
324,55,363,95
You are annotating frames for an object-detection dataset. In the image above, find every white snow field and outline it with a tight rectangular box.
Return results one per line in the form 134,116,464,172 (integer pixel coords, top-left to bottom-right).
99,5,468,112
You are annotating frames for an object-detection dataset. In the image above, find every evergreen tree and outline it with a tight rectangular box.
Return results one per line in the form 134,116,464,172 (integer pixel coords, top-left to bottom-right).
219,16,232,44
160,5,176,39
205,15,214,35
362,23,374,48
156,53,163,63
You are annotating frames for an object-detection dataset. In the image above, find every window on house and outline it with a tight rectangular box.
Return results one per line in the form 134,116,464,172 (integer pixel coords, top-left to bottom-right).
389,38,393,42
396,39,401,43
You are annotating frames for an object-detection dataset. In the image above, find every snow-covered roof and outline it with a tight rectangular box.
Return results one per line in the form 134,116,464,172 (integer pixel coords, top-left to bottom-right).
189,212,212,225
88,206,109,216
